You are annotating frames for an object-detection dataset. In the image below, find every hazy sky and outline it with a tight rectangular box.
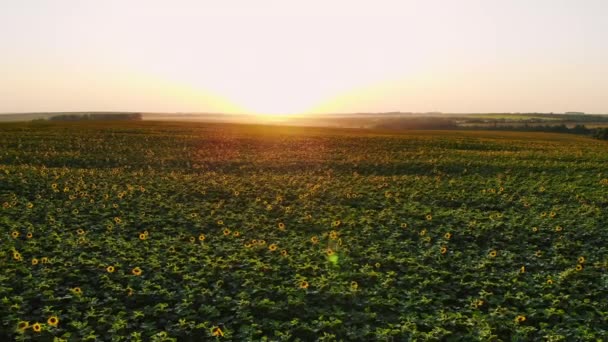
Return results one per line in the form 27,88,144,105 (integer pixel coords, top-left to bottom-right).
1,0,607,114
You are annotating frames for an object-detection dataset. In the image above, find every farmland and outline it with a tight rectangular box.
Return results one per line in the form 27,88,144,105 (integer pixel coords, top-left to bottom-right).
1,121,607,341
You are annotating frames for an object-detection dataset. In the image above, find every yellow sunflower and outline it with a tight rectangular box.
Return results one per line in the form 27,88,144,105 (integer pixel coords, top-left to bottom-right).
47,316,59,327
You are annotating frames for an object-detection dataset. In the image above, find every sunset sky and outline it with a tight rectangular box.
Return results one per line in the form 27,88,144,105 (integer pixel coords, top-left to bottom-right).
1,0,607,115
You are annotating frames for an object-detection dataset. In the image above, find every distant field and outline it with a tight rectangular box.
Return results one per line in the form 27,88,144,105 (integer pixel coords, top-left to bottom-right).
1,121,607,340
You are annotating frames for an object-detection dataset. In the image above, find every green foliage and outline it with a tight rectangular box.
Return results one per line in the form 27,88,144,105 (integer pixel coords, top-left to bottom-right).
1,121,607,340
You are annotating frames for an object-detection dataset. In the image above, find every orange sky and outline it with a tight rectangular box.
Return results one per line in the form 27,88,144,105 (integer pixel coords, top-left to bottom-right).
1,0,607,114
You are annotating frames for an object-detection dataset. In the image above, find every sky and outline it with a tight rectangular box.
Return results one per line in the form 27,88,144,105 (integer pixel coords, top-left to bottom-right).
1,0,607,115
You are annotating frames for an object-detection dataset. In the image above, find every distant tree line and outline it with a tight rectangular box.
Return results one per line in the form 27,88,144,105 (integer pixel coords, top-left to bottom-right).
593,128,608,140
372,118,608,139
373,117,457,130
48,113,142,121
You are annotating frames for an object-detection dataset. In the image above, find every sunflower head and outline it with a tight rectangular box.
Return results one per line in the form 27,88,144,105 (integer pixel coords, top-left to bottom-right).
299,280,309,289
47,316,59,326
514,315,526,323
106,266,115,273
132,267,142,276
211,327,224,337
16,321,29,332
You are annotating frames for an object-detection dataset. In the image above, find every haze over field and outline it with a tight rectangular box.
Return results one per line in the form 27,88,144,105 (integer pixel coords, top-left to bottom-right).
1,0,608,115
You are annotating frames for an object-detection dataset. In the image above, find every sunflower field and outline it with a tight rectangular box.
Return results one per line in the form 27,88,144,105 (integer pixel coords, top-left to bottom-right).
1,121,607,341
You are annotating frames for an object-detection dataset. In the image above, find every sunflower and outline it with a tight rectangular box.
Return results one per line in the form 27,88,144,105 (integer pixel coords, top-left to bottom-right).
540,212,547,218
326,249,334,256
546,279,553,285
532,227,538,232
72,287,83,295
132,267,142,276
76,228,85,235
41,257,49,264
106,266,115,273
514,315,526,323
189,236,196,243
535,250,542,257
425,214,432,221
258,240,266,245
223,228,231,236
444,232,452,240
139,233,147,240
575,264,583,271
520,266,525,273
329,231,338,240
32,258,39,265
268,244,278,251
281,249,288,257
232,231,240,237
26,232,33,239
299,280,309,289
549,211,556,218
31,322,42,333
199,234,206,241
217,220,224,225
114,217,122,224
577,256,585,264
47,316,59,326
13,251,22,261
375,262,381,268
11,231,19,239
244,243,252,248
16,321,29,332
27,202,34,209
350,281,358,291
419,229,427,237
476,299,484,307
555,225,563,232
211,327,224,337
440,246,447,255
310,236,319,244
489,250,497,258
127,287,134,296
401,223,408,229
332,220,341,227
278,222,286,230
